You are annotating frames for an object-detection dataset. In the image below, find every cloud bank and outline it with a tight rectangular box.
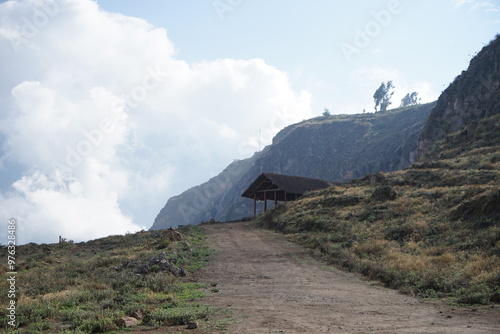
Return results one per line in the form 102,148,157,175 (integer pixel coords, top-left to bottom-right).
0,0,312,244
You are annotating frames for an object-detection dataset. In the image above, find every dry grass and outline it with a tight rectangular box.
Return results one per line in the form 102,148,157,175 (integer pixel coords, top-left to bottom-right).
258,140,500,304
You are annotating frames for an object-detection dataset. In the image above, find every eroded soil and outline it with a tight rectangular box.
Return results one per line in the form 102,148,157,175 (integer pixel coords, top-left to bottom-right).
196,221,500,334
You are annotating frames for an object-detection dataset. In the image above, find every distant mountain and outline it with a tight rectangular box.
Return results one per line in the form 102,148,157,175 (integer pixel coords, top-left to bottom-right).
152,153,261,231
151,103,434,230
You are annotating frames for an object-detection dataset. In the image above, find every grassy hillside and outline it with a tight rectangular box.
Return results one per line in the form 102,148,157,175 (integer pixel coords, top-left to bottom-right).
0,226,221,333
258,114,500,304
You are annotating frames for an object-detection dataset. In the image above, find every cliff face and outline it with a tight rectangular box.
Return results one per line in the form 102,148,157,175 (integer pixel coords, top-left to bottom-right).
151,153,262,230
256,103,434,182
418,35,500,157
151,103,433,229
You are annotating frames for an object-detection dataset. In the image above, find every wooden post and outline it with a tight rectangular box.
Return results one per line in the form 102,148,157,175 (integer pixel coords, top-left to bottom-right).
264,191,267,212
253,192,257,217
274,190,277,205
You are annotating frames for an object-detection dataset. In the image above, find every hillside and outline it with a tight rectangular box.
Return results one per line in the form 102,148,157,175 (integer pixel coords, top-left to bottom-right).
0,226,220,333
152,103,434,229
258,35,500,303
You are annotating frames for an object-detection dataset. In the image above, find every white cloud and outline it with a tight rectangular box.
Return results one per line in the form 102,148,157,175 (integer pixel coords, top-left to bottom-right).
453,0,500,23
0,0,312,244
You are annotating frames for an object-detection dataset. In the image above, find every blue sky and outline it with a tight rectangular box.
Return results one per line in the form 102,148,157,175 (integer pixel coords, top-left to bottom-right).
0,0,498,244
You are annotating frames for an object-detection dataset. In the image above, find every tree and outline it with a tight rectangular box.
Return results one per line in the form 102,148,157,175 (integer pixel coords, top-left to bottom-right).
373,81,395,113
323,108,331,116
400,92,421,107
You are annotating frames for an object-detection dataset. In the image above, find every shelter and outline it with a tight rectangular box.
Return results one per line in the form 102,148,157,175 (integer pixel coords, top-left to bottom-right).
241,173,336,216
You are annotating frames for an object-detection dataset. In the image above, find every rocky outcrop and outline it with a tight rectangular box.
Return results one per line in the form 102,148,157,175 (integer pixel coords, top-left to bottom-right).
253,103,433,181
418,34,500,157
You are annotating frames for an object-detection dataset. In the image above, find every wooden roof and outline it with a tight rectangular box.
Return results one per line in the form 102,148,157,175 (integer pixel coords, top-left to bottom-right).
241,173,335,201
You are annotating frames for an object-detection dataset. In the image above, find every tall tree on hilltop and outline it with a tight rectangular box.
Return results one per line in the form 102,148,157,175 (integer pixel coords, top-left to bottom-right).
373,81,395,113
400,92,421,107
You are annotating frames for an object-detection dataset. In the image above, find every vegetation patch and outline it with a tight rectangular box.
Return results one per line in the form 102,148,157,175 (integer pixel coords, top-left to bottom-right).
0,226,215,333
258,127,500,304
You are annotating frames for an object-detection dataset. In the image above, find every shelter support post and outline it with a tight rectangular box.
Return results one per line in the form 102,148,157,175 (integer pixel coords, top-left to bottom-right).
264,191,267,212
253,193,257,217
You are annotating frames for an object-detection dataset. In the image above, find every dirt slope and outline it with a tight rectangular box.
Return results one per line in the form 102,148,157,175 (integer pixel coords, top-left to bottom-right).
197,221,499,334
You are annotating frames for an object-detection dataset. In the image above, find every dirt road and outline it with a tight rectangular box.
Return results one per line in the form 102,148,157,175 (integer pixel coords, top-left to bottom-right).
197,221,500,334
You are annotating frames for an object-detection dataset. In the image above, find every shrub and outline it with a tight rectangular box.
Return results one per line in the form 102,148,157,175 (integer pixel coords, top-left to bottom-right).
353,239,390,258
146,305,209,326
384,223,414,242
456,284,491,305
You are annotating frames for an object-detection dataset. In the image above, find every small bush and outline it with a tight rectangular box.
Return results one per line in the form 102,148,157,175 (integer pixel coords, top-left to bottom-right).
16,301,54,327
146,305,209,326
456,284,491,305
353,239,390,257
384,224,414,242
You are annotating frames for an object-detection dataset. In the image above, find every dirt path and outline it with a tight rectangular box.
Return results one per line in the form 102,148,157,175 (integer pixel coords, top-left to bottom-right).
197,221,500,334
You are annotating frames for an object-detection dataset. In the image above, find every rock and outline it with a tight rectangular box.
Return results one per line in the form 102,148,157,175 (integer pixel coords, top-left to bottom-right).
186,321,198,329
171,267,186,277
115,316,138,328
135,263,149,274
161,228,183,241
131,309,144,320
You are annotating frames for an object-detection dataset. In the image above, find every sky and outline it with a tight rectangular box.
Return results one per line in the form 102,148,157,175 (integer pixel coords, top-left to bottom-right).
0,0,498,244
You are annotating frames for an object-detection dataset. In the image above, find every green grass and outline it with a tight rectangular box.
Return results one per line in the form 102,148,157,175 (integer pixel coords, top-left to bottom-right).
0,225,216,333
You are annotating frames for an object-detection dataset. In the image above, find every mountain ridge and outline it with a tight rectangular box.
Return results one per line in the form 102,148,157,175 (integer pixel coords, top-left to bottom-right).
152,103,434,230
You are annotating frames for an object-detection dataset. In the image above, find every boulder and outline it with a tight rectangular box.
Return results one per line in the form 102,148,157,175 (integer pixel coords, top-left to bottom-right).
115,316,138,328
186,321,198,329
161,228,183,241
131,309,144,320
